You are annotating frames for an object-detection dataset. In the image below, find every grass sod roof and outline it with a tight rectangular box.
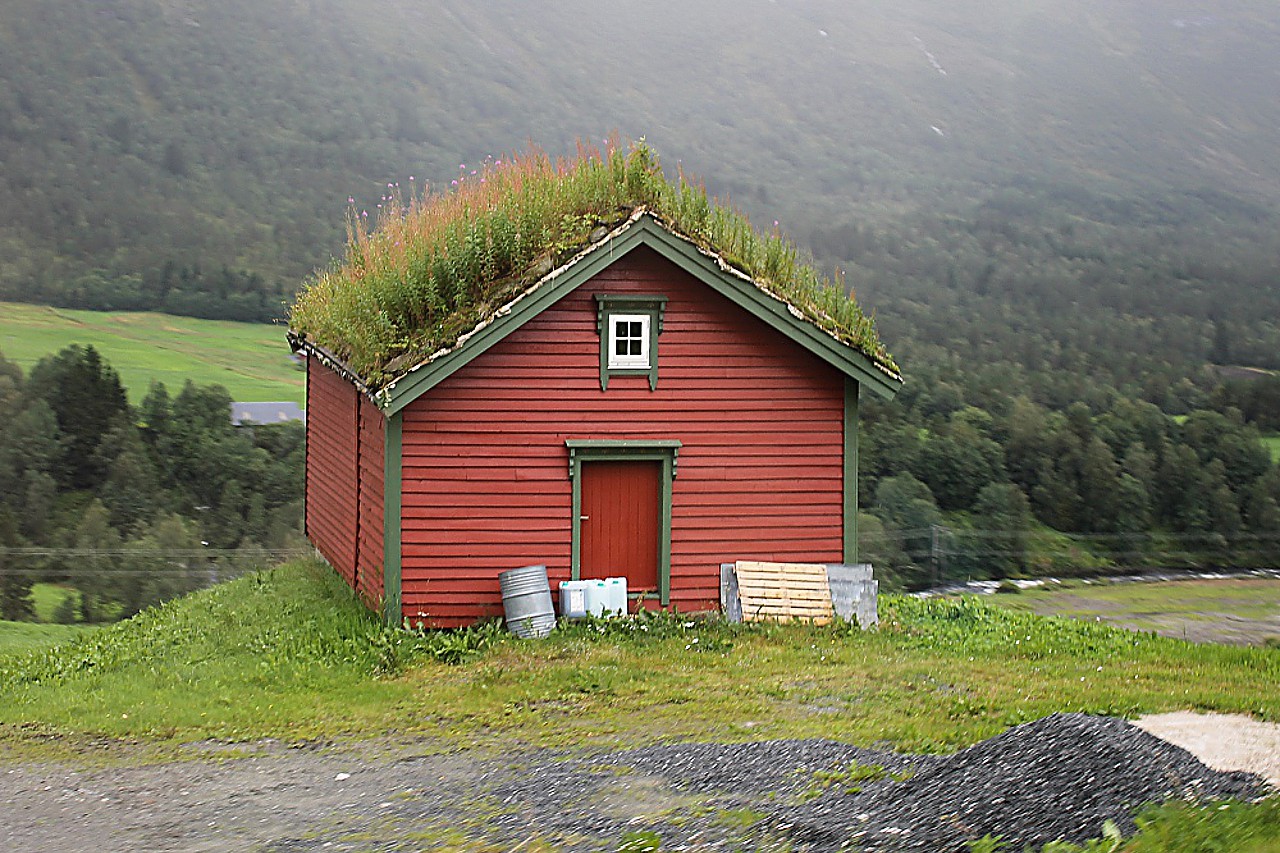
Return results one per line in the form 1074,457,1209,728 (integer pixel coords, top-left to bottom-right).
287,140,898,392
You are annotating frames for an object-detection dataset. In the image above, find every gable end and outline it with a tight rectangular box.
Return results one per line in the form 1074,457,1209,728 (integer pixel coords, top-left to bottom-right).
365,213,900,416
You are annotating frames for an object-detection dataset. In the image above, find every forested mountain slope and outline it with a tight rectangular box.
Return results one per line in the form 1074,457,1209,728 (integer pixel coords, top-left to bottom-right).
1,0,1277,330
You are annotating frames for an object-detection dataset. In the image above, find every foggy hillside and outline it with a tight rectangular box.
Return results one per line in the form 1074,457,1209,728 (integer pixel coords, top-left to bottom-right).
1,0,1277,313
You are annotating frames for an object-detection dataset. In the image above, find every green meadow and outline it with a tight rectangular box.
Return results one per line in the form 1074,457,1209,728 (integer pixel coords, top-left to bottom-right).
0,621,95,656
2,560,1276,757
0,301,303,404
991,577,1280,648
1262,434,1280,464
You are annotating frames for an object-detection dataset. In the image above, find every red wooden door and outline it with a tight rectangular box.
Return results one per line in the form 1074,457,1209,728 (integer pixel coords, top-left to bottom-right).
580,460,661,592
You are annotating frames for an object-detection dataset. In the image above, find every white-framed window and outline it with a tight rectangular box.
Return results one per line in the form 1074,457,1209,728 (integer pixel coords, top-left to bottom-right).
608,314,651,369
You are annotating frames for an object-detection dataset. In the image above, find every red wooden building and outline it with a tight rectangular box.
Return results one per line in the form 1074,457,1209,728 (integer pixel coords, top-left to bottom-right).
292,210,902,627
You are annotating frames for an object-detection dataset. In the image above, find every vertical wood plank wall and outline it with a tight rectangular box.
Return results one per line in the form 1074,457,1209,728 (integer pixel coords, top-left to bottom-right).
306,357,385,604
356,395,386,607
306,357,359,586
398,246,844,627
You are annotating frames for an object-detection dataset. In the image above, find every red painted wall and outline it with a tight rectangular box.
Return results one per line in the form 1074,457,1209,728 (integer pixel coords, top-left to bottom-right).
398,246,844,627
356,395,385,607
306,357,359,587
306,358,386,606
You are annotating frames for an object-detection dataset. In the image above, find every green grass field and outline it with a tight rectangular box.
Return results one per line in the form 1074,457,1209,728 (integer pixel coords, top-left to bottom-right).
30,583,80,623
991,578,1280,647
0,302,303,403
1262,434,1280,464
0,621,95,655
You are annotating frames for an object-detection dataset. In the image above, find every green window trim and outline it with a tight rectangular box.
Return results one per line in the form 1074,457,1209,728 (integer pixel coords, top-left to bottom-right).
594,293,667,391
566,438,680,605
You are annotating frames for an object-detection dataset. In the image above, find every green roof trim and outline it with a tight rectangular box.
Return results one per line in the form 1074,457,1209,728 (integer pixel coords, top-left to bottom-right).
288,141,899,398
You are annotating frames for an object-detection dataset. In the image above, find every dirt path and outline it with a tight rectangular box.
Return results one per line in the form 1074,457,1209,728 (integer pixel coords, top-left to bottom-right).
0,740,501,852
1135,711,1280,789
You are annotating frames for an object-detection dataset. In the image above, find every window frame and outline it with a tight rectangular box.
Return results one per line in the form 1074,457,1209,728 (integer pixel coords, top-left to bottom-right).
594,293,667,390
607,313,652,369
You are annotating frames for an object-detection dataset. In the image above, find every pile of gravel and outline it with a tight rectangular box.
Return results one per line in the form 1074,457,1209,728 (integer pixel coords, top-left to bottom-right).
477,714,1266,850
599,738,924,798
821,713,1263,850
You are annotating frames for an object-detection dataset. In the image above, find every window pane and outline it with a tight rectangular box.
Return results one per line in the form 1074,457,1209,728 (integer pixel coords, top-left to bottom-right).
615,319,628,337
629,321,642,337
615,340,628,356
629,340,642,355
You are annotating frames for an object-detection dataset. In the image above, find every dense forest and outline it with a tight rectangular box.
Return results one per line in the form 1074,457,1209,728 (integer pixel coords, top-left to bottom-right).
0,346,304,622
1,0,1278,609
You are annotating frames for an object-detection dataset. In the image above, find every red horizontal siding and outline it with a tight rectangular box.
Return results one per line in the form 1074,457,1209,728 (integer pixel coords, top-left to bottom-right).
398,245,844,627
306,358,359,587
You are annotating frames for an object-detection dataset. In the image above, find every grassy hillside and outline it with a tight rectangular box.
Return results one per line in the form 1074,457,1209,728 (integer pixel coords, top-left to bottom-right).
2,559,1276,756
0,302,302,403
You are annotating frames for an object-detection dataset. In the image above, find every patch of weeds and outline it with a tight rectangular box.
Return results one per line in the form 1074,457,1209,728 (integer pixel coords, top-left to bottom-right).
558,609,737,644
798,760,910,801
967,836,1007,853
587,762,636,776
617,829,663,851
967,799,1280,851
400,827,515,851
397,618,505,668
712,807,767,830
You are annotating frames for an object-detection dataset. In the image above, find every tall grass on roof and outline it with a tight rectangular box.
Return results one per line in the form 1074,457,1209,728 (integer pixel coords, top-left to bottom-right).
289,140,894,387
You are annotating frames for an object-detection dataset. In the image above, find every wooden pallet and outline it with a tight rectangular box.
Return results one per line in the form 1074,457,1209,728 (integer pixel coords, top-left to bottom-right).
733,560,833,624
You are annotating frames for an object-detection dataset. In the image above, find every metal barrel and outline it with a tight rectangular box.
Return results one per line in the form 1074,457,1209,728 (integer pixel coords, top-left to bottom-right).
499,564,556,639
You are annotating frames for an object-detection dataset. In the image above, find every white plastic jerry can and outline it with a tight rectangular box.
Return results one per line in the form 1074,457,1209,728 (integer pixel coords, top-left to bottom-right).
558,580,592,619
583,580,609,617
604,577,628,616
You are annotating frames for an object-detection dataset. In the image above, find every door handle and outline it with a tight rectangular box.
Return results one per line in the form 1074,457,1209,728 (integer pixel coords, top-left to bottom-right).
579,515,590,521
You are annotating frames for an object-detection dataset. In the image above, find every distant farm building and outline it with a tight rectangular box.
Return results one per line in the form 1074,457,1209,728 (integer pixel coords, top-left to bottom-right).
230,401,305,425
288,146,901,626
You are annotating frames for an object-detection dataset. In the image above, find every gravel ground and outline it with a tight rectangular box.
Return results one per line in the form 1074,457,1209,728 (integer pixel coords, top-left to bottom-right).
0,714,1270,851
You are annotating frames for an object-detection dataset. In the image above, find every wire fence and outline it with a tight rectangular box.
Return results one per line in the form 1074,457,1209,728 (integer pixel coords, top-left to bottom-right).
0,547,312,623
860,526,1280,588
0,547,309,575
2,526,1278,619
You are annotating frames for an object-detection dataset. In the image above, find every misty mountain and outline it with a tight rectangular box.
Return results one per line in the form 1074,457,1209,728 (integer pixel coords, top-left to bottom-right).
1,0,1278,375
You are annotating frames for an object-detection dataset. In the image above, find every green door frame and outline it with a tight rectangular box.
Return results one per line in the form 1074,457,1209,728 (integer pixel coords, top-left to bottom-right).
844,377,859,564
566,439,680,605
